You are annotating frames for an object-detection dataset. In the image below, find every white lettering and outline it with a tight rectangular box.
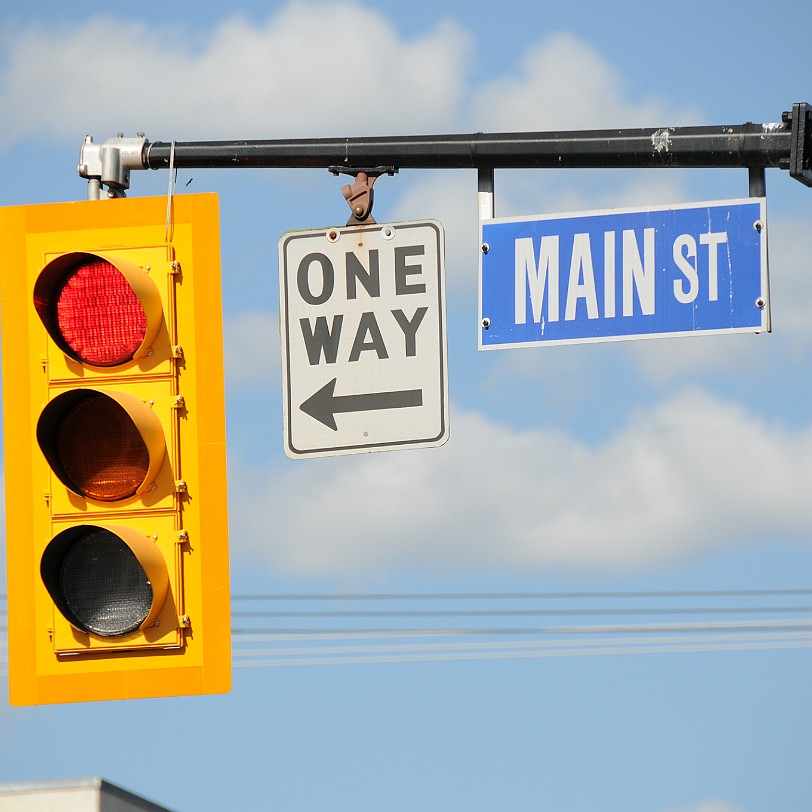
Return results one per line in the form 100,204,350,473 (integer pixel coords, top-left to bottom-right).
514,236,559,325
604,231,616,318
622,228,655,316
672,233,698,304
699,231,727,302
565,233,599,321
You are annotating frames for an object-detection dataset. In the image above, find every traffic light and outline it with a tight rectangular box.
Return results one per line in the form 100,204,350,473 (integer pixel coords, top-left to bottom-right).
0,193,230,705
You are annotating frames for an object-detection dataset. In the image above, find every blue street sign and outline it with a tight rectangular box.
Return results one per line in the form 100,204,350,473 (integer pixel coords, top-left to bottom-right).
479,198,769,350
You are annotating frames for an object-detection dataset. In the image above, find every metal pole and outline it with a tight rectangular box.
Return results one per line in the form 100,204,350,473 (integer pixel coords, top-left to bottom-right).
78,105,812,195
142,122,794,172
477,167,495,220
749,166,767,197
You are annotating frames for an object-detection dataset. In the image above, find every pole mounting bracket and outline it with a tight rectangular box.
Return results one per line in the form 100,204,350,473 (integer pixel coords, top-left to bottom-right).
786,102,812,187
328,165,398,225
78,133,148,199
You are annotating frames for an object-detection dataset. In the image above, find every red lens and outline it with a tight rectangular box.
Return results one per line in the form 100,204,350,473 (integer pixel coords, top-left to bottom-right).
55,259,147,366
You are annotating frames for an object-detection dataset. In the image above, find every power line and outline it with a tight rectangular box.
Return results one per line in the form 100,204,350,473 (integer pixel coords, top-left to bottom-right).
230,589,812,601
3,590,812,673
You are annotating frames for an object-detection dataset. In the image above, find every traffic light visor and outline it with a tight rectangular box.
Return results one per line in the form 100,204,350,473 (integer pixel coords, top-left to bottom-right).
33,251,163,367
37,389,167,501
40,524,170,637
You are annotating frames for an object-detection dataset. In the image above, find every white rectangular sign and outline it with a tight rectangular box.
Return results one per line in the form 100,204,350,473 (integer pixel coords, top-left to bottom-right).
279,220,449,458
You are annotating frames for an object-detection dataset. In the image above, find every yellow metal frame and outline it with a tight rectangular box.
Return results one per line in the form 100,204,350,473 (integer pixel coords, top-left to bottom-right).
0,194,230,705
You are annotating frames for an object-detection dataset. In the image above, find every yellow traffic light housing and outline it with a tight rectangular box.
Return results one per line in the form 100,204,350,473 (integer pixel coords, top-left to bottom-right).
0,194,230,705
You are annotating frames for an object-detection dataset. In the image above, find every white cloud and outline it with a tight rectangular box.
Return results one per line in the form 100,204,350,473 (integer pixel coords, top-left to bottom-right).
0,4,472,145
390,173,480,297
230,389,812,578
224,311,280,390
471,32,699,132
0,7,700,150
664,802,747,812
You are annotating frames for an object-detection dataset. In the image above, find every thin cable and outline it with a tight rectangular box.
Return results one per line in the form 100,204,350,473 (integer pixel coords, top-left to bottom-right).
231,618,812,639
231,589,812,601
165,140,176,242
232,637,812,669
232,606,812,619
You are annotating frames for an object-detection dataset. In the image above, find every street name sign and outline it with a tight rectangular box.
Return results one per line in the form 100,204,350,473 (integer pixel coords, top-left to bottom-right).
279,220,449,458
479,198,769,350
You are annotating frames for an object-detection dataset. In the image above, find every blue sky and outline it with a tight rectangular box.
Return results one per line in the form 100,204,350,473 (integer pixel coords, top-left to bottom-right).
1,1,812,811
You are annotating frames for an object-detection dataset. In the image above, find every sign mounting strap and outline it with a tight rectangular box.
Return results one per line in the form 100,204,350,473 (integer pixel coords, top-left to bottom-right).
329,165,398,225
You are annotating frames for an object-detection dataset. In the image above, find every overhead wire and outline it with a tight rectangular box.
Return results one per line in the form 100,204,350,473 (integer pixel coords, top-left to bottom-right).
2,590,811,675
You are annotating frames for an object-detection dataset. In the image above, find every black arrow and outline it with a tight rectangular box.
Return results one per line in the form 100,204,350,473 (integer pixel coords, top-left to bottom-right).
300,378,423,431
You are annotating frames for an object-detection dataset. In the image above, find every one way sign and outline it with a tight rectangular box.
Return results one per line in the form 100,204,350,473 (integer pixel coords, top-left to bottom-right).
278,220,449,458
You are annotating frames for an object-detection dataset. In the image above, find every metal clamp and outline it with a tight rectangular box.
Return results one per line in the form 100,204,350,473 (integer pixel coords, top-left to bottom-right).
78,133,148,199
329,165,398,225
785,103,812,187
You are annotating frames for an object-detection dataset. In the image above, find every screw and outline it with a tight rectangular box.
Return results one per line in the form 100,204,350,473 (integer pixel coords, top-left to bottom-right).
481,243,490,254
753,220,763,232
756,297,766,309
482,317,491,329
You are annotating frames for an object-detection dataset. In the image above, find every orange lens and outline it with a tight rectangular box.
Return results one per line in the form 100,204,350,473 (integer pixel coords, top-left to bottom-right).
56,392,149,501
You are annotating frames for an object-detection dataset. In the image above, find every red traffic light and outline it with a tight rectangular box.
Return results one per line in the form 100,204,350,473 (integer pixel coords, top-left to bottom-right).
33,251,163,367
1,193,230,705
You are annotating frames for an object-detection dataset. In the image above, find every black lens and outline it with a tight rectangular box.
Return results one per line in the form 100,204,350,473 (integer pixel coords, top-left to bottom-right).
56,527,153,637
